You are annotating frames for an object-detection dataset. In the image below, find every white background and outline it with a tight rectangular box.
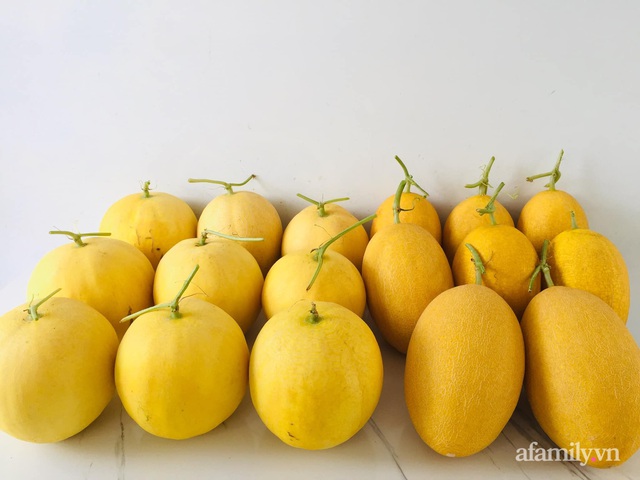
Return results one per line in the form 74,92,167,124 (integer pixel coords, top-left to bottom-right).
1,1,639,478
1,0,638,340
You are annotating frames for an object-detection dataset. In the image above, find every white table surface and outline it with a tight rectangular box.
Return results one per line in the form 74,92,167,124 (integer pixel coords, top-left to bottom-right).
1,275,638,480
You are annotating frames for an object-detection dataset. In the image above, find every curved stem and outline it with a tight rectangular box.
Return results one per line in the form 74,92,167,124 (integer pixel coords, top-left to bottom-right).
464,244,485,286
296,193,350,217
167,264,200,319
392,180,407,224
121,265,200,322
394,155,429,197
141,180,152,198
529,239,554,292
570,210,578,229
540,239,554,287
525,149,564,191
306,213,376,290
476,182,505,226
188,174,256,194
26,288,62,321
49,230,111,247
203,229,264,242
465,156,495,196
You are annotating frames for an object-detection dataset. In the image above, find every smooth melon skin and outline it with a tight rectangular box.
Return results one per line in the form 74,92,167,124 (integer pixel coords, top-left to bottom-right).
100,190,198,269
197,190,283,276
115,298,249,440
405,284,524,457
153,236,264,333
0,297,118,443
281,203,369,271
27,237,155,340
249,301,383,450
521,287,640,468
262,250,366,319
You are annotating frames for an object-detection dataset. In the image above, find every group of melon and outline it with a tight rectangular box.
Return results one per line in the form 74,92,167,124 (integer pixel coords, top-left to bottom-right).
0,152,637,469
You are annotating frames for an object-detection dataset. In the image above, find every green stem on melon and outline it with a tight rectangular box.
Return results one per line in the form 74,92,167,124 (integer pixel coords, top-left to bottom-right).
141,180,152,198
570,210,578,229
395,155,429,197
196,230,209,246
529,239,554,292
202,229,264,243
26,288,62,321
525,149,564,191
465,156,495,196
306,213,376,291
188,174,256,194
476,181,505,226
296,193,350,218
306,302,321,324
121,265,200,322
464,244,486,286
392,179,407,224
49,230,111,247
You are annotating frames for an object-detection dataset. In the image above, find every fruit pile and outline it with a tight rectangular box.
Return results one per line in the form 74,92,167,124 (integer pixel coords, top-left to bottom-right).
0,152,637,469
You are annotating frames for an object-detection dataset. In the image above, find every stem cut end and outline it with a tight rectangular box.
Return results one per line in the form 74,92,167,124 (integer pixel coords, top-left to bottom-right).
306,302,321,324
141,180,152,198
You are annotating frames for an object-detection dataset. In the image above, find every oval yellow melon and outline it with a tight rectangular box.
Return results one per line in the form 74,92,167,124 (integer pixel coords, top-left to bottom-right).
452,224,539,318
405,284,524,457
442,157,514,263
517,150,589,254
369,155,442,242
370,191,442,242
521,286,640,468
362,223,453,353
0,295,118,443
548,228,630,323
517,189,589,253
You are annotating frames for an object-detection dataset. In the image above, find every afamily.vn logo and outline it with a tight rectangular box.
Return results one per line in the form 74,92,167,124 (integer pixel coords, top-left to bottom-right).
515,441,620,466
